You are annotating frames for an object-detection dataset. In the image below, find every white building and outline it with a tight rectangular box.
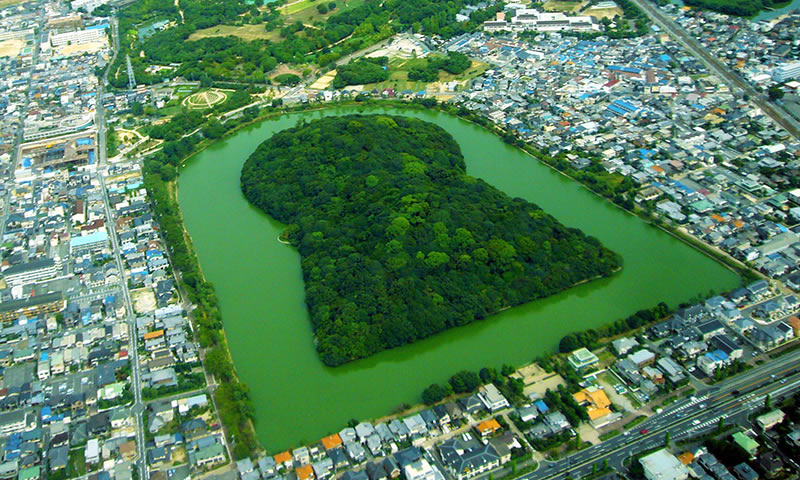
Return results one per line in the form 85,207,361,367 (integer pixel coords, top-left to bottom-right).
640,450,689,480
403,459,438,480
478,384,510,412
484,9,599,32
50,26,107,47
773,62,800,83
85,439,100,465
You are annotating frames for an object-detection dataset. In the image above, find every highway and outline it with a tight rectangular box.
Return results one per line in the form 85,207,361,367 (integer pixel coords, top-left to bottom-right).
520,349,800,479
629,0,800,139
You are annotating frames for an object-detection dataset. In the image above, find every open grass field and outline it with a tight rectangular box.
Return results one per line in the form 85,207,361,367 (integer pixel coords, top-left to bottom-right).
583,6,624,18
187,23,282,42
182,89,228,109
542,0,586,12
0,0,26,8
283,0,366,26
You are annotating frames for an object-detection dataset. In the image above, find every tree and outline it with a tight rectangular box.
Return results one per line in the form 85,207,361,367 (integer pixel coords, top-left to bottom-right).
765,394,771,409
664,431,670,447
422,384,448,405
717,417,725,433
768,86,785,100
240,114,621,366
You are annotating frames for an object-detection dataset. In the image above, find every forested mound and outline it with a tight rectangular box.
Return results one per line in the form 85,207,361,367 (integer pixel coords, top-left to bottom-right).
240,114,622,366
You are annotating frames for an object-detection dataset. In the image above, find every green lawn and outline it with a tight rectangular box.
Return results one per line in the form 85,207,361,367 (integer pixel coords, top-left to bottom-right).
68,449,86,479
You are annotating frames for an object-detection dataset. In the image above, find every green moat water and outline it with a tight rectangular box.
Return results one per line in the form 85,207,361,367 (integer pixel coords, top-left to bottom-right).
178,106,740,452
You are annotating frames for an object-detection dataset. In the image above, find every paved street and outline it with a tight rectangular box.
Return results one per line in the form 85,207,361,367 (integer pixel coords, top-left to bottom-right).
99,174,147,480
519,349,800,479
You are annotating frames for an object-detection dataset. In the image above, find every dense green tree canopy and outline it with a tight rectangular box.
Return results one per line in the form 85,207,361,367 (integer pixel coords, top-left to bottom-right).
241,115,622,366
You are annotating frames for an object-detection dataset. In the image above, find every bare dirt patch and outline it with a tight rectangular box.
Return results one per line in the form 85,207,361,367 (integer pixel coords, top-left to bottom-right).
511,363,566,398
309,70,337,89
0,39,24,58
131,288,157,314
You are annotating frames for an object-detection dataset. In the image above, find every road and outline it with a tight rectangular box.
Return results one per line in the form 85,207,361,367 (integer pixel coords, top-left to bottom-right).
99,174,147,480
629,0,800,139
519,348,800,479
11,8,45,166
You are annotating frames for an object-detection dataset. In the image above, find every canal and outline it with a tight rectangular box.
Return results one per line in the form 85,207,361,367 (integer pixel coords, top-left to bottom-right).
178,105,740,452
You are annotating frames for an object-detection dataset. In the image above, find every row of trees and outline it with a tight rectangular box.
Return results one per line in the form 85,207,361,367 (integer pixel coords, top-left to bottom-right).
558,302,670,353
683,0,772,16
141,103,269,458
241,114,622,366
421,364,521,405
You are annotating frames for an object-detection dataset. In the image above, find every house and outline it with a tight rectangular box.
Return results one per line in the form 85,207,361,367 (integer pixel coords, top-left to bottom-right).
612,337,639,356
147,446,170,466
696,319,726,341
402,459,438,480
755,409,785,430
567,348,599,370
339,428,357,445
382,457,400,478
274,451,293,471
296,465,315,480
189,444,226,469
475,419,501,438
328,448,349,470
85,439,100,465
458,395,484,415
345,442,366,463
629,349,656,367
355,423,376,443
432,405,450,427
478,384,509,412
366,461,387,480
746,280,770,299
756,452,784,478
181,418,207,441
237,459,255,476
640,449,689,480
258,456,277,478
402,415,427,436
732,432,759,457
321,434,342,451
572,387,612,421
341,472,368,480
439,436,501,480
312,458,333,479
388,420,409,441
516,405,538,423
293,447,310,466
732,463,758,480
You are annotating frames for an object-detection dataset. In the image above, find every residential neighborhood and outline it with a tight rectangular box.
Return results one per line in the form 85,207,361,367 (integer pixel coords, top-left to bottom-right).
3,0,800,477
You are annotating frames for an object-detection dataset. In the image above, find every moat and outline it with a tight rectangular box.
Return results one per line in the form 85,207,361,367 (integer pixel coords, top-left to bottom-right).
178,106,740,452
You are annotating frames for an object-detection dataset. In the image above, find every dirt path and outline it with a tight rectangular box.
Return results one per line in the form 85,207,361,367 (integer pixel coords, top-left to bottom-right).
175,0,185,24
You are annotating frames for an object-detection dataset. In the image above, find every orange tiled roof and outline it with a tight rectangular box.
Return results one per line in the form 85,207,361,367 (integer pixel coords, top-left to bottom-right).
678,452,695,465
587,389,610,409
143,330,164,340
321,433,342,450
274,451,291,464
476,419,501,433
587,407,612,420
296,465,314,480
